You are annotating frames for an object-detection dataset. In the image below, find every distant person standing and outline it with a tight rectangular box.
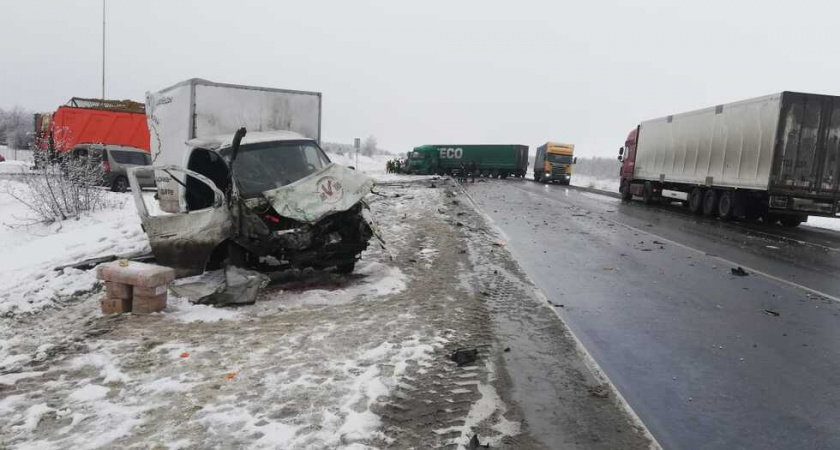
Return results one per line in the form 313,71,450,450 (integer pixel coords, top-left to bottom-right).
469,160,478,182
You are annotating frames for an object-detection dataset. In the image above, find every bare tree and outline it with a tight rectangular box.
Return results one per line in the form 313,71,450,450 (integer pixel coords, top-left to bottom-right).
0,106,33,149
3,134,122,223
362,135,377,157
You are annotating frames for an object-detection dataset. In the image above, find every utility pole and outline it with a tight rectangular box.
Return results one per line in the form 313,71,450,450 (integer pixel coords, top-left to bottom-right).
102,0,106,99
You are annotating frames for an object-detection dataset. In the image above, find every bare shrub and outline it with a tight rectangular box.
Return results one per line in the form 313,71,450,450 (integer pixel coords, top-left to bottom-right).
4,151,120,223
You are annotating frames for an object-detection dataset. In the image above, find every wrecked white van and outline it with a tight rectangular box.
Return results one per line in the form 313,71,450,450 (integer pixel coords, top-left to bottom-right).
128,79,376,276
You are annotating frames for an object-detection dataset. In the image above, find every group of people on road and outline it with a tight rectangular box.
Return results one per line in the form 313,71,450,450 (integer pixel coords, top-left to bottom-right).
456,160,479,183
386,159,407,174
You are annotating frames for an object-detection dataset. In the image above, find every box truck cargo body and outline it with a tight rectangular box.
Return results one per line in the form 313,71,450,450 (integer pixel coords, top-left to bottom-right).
146,78,322,167
619,92,840,226
407,144,528,177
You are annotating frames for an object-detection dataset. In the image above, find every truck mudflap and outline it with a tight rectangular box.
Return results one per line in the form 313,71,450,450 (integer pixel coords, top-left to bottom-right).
261,163,375,224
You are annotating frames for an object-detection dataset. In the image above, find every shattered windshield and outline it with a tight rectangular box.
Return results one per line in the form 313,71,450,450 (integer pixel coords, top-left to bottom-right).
410,151,425,160
225,140,331,198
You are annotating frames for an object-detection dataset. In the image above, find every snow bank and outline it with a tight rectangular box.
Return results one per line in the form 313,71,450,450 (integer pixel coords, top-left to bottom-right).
570,174,620,193
324,151,396,182
805,216,840,232
0,180,150,316
0,160,32,174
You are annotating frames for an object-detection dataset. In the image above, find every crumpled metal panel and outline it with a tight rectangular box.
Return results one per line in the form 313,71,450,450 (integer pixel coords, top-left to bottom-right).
262,163,374,224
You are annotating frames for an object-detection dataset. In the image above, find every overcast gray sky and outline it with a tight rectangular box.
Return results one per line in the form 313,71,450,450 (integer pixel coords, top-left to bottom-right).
2,0,839,157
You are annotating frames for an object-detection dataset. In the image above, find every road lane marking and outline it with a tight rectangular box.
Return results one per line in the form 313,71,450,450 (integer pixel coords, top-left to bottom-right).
508,184,840,304
521,181,840,254
456,181,664,450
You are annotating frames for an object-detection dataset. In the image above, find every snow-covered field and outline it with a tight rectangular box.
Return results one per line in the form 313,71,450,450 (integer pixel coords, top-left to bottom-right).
0,160,32,174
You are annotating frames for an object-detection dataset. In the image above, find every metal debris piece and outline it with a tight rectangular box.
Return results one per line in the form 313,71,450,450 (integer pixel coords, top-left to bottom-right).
450,348,479,367
763,309,781,317
731,267,749,276
588,384,610,398
169,266,270,306
468,434,490,449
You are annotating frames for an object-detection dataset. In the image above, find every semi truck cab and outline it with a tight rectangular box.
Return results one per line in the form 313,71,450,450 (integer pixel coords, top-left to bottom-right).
534,142,576,184
407,146,437,174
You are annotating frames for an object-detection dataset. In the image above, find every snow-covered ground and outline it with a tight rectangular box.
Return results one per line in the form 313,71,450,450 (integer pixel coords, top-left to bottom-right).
0,177,519,449
0,180,149,317
570,174,621,193
806,216,840,232
0,160,32,174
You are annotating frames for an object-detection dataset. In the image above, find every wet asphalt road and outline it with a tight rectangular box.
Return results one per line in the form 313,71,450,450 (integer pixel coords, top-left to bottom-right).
465,179,840,450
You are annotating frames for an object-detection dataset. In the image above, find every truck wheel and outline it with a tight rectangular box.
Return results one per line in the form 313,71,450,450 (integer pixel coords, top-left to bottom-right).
780,216,804,227
688,188,704,215
112,176,129,193
620,180,633,201
642,182,656,204
718,191,734,220
702,189,719,217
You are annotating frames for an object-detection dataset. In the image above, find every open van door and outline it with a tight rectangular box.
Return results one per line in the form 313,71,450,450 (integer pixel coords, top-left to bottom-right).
127,165,232,276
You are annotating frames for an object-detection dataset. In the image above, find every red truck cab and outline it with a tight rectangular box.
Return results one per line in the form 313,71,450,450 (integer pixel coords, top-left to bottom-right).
618,127,639,200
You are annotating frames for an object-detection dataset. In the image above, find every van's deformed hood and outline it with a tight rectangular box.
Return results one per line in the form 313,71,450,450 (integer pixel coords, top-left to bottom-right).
261,164,374,223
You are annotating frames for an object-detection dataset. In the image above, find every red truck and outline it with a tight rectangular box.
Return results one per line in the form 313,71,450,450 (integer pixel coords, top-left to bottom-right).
35,97,150,153
619,92,840,227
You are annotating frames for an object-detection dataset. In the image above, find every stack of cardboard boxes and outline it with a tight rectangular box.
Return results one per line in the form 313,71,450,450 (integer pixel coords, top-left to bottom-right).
97,260,176,314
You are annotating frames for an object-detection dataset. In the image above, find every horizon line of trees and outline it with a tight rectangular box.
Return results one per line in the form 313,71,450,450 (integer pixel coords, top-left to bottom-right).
0,106,34,149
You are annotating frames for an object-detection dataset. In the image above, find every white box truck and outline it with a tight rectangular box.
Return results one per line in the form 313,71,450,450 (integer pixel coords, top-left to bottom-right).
618,92,840,226
128,79,376,276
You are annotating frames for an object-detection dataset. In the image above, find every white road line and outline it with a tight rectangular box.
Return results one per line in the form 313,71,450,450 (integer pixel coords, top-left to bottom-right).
509,184,840,304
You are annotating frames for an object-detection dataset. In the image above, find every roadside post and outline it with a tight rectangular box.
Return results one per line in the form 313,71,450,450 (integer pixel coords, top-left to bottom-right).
354,137,360,169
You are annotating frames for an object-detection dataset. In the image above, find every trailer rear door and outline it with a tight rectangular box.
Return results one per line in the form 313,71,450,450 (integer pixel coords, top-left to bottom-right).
773,92,840,196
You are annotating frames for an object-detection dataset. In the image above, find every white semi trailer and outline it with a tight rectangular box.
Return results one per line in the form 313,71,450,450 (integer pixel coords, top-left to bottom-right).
618,92,840,226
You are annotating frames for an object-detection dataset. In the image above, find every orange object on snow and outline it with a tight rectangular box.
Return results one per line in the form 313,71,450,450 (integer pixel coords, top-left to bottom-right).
224,371,238,380
180,352,190,358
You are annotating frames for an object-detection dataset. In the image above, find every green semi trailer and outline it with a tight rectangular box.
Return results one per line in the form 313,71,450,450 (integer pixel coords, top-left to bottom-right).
407,144,529,177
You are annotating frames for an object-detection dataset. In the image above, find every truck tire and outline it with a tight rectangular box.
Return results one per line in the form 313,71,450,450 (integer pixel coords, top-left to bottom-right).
112,176,129,193
688,187,704,215
780,216,804,227
620,180,633,201
642,181,656,204
702,189,719,217
717,191,734,220
336,262,356,274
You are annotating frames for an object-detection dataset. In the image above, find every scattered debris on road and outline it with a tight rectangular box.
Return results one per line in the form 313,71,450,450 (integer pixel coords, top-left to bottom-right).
451,347,479,366
763,309,781,317
588,384,611,398
468,434,490,449
731,267,749,276
169,266,270,306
